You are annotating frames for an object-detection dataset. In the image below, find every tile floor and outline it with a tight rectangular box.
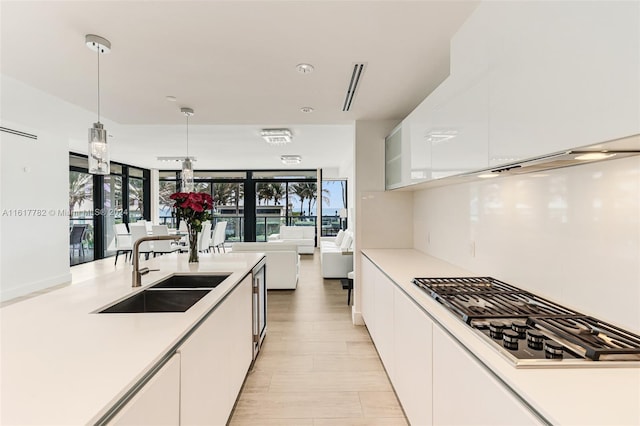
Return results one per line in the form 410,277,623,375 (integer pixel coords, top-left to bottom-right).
229,252,408,425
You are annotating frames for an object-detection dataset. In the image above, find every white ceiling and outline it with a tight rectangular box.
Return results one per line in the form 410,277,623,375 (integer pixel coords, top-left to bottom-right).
0,0,479,170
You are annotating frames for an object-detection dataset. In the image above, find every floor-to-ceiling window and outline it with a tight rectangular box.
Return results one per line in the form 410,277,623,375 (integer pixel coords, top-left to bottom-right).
102,164,123,258
69,156,95,264
160,170,334,243
69,153,150,265
159,171,246,241
321,179,348,236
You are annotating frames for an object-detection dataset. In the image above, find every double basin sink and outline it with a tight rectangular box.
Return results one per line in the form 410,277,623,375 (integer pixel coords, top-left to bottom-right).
99,274,231,314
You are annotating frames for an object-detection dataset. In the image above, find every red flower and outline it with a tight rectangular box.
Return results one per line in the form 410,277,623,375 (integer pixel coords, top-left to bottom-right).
170,191,213,232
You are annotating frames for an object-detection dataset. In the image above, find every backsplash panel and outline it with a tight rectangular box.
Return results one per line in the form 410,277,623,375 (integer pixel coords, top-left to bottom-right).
413,156,640,332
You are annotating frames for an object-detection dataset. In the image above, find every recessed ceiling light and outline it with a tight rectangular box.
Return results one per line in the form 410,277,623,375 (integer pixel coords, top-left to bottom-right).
296,63,314,74
261,129,292,145
478,173,499,179
300,107,314,113
574,152,616,161
166,96,177,102
281,155,302,165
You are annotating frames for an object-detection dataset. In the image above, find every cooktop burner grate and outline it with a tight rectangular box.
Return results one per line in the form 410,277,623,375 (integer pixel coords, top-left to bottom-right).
531,316,640,361
412,276,640,364
413,277,578,323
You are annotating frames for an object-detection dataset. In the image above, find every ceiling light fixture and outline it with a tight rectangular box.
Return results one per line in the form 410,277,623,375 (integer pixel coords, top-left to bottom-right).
296,63,315,74
478,173,499,179
180,107,195,192
281,155,302,165
300,107,314,113
261,129,292,145
166,95,177,102
85,34,111,175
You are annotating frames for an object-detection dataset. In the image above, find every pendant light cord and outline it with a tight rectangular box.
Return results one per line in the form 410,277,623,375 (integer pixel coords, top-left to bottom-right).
97,46,101,123
186,114,190,158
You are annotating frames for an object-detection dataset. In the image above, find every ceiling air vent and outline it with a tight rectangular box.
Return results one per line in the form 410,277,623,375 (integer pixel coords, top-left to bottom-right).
342,63,366,112
0,126,37,140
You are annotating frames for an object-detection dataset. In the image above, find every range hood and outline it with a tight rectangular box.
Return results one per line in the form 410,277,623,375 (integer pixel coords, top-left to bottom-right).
476,133,640,177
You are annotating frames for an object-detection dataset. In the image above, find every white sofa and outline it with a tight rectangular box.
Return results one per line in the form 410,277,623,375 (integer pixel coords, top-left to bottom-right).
268,225,315,254
320,230,354,279
231,242,299,289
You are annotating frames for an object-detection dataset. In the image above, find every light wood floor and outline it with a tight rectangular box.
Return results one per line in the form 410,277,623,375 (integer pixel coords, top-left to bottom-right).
229,252,408,426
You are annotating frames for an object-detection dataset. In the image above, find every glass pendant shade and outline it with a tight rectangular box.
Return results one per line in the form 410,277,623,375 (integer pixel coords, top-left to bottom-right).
181,158,194,192
88,122,110,174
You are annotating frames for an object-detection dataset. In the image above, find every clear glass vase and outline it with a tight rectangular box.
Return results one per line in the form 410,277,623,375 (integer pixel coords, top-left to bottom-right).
187,224,199,263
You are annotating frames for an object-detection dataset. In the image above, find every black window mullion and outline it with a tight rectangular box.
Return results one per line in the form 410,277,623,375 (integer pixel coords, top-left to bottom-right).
92,174,105,260
122,166,130,226
244,172,256,242
143,169,151,221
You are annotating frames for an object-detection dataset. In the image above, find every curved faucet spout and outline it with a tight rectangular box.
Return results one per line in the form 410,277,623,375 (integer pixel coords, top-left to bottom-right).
132,235,182,287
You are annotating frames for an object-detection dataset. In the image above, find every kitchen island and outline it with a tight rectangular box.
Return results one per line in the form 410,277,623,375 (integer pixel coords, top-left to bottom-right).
0,252,265,425
361,249,640,426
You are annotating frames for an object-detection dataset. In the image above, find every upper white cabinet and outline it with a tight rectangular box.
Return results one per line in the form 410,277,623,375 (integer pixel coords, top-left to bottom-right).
487,1,640,166
429,75,489,178
385,0,640,189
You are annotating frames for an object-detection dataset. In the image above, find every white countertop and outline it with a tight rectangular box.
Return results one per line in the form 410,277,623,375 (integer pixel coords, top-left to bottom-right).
362,249,640,426
0,252,264,425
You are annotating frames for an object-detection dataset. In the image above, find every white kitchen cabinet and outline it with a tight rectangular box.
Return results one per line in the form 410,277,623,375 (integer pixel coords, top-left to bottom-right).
179,275,253,425
361,256,376,334
385,1,640,189
432,327,542,426
393,287,433,426
108,353,180,426
429,75,489,178
487,1,640,167
373,270,395,380
361,257,394,377
384,123,404,189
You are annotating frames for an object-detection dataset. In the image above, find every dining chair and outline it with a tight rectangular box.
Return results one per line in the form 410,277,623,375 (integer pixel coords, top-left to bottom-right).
69,224,88,260
151,225,180,256
210,221,228,253
113,223,132,265
198,221,213,253
129,224,153,262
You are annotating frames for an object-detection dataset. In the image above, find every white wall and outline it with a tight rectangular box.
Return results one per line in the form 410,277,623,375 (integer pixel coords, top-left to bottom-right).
353,120,413,324
0,129,70,300
413,156,640,332
0,75,90,301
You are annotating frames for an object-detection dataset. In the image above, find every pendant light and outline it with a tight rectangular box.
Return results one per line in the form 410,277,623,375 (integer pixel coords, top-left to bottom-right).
181,107,195,192
85,34,111,175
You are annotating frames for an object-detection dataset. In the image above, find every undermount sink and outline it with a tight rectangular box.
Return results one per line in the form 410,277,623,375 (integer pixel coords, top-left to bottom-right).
149,274,231,289
98,274,232,314
99,289,212,313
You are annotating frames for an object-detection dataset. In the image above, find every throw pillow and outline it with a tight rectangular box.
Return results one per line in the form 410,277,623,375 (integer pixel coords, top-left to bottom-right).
334,229,345,246
340,234,353,250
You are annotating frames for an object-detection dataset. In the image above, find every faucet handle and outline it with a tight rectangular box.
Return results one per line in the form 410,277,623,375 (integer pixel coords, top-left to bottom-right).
139,267,150,276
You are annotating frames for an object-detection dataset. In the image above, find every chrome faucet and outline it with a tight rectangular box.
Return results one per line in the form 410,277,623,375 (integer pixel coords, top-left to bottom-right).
132,235,182,287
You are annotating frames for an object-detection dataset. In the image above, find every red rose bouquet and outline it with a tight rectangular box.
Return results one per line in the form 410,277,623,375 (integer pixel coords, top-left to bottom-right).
170,192,213,262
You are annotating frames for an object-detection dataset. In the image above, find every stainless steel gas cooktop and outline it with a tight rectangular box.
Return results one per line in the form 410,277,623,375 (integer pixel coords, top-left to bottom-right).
413,277,640,368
